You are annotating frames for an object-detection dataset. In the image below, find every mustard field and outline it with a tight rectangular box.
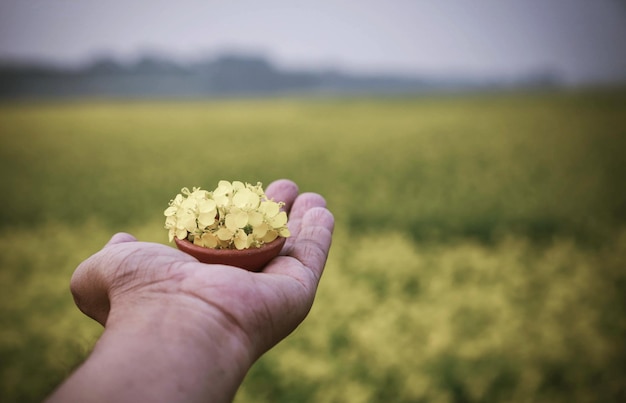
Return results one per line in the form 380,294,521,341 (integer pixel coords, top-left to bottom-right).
1,89,625,402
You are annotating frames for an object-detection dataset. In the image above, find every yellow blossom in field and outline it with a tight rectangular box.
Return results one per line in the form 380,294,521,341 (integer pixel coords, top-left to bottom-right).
164,181,290,249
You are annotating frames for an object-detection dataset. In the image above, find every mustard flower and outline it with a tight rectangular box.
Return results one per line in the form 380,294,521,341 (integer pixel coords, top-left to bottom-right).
164,181,291,250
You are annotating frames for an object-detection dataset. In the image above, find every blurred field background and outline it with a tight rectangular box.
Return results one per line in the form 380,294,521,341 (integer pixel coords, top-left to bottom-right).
1,88,626,402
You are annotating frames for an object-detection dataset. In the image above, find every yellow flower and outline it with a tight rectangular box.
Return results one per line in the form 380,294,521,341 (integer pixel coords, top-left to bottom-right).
234,230,254,250
270,211,288,228
165,215,188,243
195,232,219,248
197,198,217,228
253,222,270,238
259,200,280,217
233,188,261,210
213,180,233,206
164,181,291,249
164,194,184,217
225,210,249,231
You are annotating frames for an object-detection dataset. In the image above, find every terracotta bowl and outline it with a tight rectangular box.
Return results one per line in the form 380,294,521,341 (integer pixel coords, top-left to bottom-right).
174,236,286,272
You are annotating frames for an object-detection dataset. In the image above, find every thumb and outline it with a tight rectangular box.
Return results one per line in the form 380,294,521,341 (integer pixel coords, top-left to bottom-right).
105,232,137,247
71,233,137,326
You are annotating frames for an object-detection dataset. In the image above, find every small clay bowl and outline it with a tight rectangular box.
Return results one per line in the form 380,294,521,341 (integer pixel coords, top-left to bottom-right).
174,236,286,272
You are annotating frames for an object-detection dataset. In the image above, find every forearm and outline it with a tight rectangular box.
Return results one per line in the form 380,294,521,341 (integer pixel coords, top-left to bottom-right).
47,300,253,403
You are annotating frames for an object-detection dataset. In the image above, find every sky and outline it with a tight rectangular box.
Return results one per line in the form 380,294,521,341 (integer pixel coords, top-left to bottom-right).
1,0,626,85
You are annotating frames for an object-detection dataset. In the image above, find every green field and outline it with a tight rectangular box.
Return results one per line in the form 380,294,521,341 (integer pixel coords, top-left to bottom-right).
1,89,626,402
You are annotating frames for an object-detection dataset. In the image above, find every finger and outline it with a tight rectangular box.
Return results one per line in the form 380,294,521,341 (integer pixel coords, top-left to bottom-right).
290,207,334,281
267,207,334,284
105,232,137,248
72,233,137,325
264,179,299,212
285,192,327,241
70,252,113,326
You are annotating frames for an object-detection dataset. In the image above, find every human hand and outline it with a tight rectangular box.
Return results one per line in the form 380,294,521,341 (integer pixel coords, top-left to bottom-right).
56,179,334,402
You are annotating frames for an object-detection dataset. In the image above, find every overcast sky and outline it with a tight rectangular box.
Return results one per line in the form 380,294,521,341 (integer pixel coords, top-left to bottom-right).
1,0,626,84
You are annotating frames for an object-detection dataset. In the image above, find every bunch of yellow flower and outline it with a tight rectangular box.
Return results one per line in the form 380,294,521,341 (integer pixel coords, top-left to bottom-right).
164,181,291,250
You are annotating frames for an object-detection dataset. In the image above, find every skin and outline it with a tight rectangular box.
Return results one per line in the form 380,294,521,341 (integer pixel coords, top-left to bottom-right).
46,179,334,403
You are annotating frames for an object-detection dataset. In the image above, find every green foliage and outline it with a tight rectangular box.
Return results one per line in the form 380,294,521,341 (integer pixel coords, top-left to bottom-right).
1,89,625,402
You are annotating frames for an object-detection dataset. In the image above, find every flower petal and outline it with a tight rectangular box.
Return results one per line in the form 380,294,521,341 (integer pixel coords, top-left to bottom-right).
269,211,288,228
216,227,233,241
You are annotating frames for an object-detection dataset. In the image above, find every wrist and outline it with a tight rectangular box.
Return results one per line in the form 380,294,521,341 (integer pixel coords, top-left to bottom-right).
108,294,253,401
51,292,253,403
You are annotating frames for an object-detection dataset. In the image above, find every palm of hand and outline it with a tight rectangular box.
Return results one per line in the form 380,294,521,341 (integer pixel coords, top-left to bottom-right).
70,180,333,359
